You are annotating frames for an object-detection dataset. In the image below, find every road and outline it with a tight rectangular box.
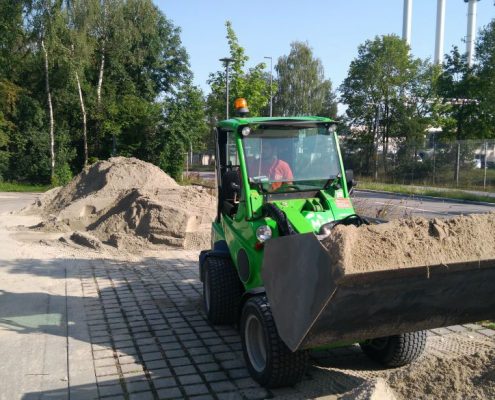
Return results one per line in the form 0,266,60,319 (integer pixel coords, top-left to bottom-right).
352,189,495,219
0,192,40,214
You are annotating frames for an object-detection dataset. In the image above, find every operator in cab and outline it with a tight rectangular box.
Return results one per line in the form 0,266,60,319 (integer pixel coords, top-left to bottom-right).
248,140,293,190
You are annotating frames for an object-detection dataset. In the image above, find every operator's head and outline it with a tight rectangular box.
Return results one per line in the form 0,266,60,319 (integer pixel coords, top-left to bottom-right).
262,140,277,161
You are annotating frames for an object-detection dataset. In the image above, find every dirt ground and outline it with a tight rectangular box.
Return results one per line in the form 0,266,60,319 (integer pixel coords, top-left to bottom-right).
1,192,495,400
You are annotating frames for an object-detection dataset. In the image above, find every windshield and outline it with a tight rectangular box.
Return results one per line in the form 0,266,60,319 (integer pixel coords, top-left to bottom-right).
242,124,341,193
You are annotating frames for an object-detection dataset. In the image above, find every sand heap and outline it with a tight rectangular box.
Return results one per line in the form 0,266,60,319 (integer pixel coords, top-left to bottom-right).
386,349,495,400
340,378,398,400
322,213,495,274
26,157,215,251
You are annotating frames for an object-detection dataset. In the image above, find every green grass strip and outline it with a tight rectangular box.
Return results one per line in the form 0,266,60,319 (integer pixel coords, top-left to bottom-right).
358,181,495,204
0,182,51,192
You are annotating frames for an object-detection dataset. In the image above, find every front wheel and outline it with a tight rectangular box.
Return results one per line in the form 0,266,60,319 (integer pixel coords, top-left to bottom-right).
360,331,427,367
203,256,242,325
240,296,308,388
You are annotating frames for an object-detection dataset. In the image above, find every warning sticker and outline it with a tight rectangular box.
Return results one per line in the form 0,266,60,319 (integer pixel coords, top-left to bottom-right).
335,198,352,208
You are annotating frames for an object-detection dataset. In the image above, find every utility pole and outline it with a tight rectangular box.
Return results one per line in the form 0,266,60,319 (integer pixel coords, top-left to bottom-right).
219,57,235,119
264,56,273,117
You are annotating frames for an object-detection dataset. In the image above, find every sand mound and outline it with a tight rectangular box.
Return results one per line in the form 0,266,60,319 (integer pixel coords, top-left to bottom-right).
387,349,495,399
340,378,398,400
29,157,179,218
25,157,215,251
323,213,495,274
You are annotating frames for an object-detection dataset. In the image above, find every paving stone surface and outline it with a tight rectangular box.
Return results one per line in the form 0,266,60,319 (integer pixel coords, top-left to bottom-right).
71,252,495,399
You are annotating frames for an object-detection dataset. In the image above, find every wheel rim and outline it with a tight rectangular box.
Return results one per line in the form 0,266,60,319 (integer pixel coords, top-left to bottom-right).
204,269,210,313
244,313,267,373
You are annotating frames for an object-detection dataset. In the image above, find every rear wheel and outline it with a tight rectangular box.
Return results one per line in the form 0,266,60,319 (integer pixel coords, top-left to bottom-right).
240,295,308,388
360,331,427,367
203,256,242,325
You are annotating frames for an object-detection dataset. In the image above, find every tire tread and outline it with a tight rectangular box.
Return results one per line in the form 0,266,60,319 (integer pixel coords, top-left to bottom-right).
204,256,242,325
242,296,308,388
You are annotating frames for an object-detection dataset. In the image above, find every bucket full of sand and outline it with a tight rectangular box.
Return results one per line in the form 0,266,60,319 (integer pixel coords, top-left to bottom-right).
25,157,216,252
261,214,495,352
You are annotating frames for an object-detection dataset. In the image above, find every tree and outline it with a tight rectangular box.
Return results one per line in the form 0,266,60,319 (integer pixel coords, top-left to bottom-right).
0,0,205,184
159,83,209,180
207,21,273,121
274,41,337,118
473,20,495,138
340,35,432,178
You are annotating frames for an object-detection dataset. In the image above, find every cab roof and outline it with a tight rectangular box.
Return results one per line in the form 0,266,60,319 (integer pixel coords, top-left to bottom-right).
217,116,334,130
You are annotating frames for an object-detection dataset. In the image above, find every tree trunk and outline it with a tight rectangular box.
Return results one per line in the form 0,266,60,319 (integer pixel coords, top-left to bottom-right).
97,0,107,108
41,39,55,180
75,71,88,166
97,41,105,108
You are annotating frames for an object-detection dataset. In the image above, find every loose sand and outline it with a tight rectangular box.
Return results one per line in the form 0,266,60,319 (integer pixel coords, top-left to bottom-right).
22,157,216,252
323,213,495,274
335,348,495,399
387,349,495,400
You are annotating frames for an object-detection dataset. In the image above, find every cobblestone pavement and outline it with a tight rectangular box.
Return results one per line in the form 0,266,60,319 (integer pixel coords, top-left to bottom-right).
65,252,494,400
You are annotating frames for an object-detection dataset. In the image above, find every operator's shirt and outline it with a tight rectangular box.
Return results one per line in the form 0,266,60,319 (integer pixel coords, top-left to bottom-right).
250,158,293,190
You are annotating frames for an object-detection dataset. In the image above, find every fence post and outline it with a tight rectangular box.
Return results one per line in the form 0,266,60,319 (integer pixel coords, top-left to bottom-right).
432,136,436,185
456,142,460,187
484,141,488,190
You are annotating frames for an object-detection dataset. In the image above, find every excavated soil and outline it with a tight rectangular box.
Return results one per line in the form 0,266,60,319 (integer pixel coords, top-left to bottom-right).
387,349,495,400
322,213,495,274
22,157,215,252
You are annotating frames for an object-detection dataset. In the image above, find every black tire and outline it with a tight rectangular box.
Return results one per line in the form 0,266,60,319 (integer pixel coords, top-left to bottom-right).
360,330,427,367
240,295,308,388
203,256,242,325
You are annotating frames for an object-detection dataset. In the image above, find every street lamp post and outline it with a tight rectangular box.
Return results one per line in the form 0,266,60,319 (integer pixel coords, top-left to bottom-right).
219,57,235,119
264,56,273,117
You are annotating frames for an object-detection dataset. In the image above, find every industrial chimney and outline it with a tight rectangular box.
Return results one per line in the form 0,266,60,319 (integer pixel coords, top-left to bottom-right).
465,0,480,67
403,0,413,46
435,0,446,64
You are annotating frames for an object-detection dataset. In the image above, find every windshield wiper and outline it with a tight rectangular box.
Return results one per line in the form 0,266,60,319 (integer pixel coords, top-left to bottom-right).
323,174,341,190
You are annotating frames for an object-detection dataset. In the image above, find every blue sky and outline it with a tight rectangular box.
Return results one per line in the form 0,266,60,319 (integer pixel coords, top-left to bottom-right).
157,0,494,99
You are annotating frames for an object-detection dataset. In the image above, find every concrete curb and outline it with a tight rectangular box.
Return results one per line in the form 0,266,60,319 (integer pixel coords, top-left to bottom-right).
355,189,495,207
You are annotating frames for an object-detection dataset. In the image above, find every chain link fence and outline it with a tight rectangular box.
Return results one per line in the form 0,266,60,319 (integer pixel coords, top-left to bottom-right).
341,136,495,191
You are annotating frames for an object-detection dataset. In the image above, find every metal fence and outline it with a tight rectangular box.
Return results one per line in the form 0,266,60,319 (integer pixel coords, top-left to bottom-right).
340,137,495,191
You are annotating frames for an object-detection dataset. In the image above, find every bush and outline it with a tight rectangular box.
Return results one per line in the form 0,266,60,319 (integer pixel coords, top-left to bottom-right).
52,163,73,186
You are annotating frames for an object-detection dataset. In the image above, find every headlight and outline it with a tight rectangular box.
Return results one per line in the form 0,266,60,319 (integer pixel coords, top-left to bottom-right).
241,126,251,136
328,123,338,133
256,225,272,242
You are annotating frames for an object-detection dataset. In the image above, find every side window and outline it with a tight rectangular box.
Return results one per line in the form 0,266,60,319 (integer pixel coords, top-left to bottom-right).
226,132,239,167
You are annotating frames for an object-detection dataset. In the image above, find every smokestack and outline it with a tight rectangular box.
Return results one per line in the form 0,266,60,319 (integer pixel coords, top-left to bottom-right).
466,0,479,67
435,0,446,64
403,0,413,47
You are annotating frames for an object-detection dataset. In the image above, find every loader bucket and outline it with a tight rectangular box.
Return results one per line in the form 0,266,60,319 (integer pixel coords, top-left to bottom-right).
262,233,495,352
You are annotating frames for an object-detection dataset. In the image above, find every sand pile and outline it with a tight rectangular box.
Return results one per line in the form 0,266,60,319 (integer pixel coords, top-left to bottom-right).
386,349,495,399
340,378,398,400
25,157,215,251
322,213,495,274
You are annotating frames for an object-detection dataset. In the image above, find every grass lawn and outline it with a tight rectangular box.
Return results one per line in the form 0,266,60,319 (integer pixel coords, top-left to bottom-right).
0,182,51,192
481,321,495,330
357,181,495,204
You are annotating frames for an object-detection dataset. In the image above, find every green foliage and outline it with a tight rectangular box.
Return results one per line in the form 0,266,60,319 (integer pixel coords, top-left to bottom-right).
340,35,436,177
0,0,202,184
207,21,272,120
274,41,337,117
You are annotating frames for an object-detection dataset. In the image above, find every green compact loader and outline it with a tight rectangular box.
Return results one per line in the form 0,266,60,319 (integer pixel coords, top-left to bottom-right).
198,102,495,388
